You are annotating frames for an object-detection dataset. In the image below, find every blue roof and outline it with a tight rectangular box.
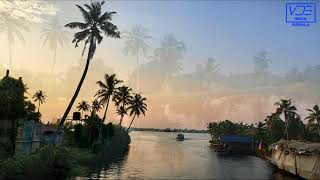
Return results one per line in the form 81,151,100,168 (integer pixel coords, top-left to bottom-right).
219,135,253,143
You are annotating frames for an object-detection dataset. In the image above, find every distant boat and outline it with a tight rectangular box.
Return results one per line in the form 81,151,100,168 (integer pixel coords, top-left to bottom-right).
176,133,184,141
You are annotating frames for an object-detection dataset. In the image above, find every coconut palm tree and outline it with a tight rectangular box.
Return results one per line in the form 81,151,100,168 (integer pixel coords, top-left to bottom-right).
91,99,102,114
123,24,152,91
77,100,90,118
56,1,120,135
41,18,70,74
127,93,147,132
114,86,132,125
96,74,123,122
305,105,320,137
275,99,297,140
116,106,127,126
152,34,186,88
0,12,29,68
33,90,46,113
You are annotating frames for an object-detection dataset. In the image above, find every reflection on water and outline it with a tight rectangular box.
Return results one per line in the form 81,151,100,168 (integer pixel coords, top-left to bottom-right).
91,131,299,179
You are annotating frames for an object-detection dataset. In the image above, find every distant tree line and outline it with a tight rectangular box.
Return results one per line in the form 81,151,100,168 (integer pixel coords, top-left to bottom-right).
208,99,320,144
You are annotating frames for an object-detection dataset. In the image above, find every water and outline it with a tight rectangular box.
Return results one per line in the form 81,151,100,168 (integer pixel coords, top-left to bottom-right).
91,131,298,179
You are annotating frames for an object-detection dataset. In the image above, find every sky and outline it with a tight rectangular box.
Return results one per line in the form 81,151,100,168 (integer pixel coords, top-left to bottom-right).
0,0,319,129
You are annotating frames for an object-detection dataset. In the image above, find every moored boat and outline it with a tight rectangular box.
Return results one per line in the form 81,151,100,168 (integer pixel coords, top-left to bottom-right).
176,133,184,141
271,140,320,179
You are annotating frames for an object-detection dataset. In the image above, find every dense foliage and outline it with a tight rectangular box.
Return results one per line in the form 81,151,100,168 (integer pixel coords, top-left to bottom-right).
208,99,320,145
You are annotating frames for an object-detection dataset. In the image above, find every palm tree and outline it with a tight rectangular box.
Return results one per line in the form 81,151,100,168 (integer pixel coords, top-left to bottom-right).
41,18,70,74
56,1,120,136
95,74,122,141
0,12,29,68
305,105,320,137
96,74,123,122
127,93,147,132
123,24,152,91
33,90,46,113
77,100,90,118
114,86,132,125
91,99,102,114
275,99,297,140
152,34,186,88
116,106,127,126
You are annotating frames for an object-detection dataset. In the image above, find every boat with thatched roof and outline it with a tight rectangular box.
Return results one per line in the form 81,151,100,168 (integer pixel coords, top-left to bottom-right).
271,140,320,179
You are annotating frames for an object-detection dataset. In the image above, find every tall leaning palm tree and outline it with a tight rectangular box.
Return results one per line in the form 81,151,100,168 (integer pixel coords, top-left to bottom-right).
123,24,152,91
305,105,320,137
77,100,90,118
127,93,147,132
275,99,297,140
0,12,29,69
41,18,70,74
56,1,120,136
33,90,46,113
114,86,132,125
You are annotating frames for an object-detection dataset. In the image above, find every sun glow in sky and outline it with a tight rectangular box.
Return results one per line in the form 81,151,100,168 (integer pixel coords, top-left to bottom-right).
0,0,319,129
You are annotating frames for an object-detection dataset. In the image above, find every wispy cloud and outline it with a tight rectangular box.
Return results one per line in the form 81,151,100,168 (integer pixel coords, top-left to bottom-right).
0,0,58,23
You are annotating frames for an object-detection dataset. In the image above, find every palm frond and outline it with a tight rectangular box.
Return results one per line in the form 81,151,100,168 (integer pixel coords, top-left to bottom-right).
65,22,88,30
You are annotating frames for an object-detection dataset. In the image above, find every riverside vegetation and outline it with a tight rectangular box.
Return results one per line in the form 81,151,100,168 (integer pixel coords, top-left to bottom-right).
207,99,320,150
0,1,148,179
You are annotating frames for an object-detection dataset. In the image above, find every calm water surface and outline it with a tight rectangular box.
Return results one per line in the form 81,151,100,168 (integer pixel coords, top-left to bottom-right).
91,131,298,179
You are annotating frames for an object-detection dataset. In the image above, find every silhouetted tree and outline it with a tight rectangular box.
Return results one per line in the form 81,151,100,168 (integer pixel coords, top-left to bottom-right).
116,106,127,126
275,99,297,140
33,90,46,113
96,74,122,140
127,94,147,132
77,100,90,118
91,99,102,114
114,86,132,125
305,105,320,137
41,18,70,74
56,1,120,140
123,24,152,91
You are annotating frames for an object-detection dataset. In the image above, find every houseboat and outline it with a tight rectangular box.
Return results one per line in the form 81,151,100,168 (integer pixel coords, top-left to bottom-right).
210,135,256,154
271,140,320,179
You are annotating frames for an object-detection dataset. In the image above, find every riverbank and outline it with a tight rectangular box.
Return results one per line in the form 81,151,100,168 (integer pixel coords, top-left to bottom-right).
0,125,130,179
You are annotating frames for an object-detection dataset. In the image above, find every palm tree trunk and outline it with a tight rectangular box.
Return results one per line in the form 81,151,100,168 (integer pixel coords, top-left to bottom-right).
136,51,140,92
38,101,40,113
102,97,110,122
98,97,110,141
51,47,57,74
127,114,136,132
52,39,94,144
285,113,289,140
119,114,124,126
317,120,320,137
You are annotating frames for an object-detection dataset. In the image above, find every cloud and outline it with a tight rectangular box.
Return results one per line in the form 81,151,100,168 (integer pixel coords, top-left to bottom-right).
0,0,58,23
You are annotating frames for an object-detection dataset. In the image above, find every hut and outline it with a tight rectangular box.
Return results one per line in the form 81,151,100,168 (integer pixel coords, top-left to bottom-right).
271,140,320,179
15,120,42,155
